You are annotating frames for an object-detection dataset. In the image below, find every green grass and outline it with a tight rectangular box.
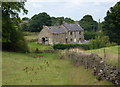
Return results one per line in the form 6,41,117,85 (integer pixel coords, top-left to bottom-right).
23,32,39,41
86,45,119,66
24,35,38,40
28,42,51,50
2,51,113,85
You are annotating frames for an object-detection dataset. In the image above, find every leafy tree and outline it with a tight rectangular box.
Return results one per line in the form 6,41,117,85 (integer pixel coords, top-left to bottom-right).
79,15,98,32
51,17,74,26
28,12,51,32
20,23,28,31
51,17,64,26
20,17,29,31
103,1,120,44
64,17,74,24
22,17,29,21
2,2,29,52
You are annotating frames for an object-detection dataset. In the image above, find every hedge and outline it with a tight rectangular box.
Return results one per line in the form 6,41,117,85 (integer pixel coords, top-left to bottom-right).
53,44,90,50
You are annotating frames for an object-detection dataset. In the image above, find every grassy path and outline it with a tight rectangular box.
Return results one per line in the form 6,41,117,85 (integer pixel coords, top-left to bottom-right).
2,51,112,85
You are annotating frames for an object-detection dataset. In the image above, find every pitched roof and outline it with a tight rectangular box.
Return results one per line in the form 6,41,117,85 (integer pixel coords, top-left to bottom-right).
48,26,66,34
63,23,83,31
47,23,83,34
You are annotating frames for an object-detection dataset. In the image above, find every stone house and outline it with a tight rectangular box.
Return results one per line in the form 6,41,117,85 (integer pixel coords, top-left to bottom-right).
38,23,85,45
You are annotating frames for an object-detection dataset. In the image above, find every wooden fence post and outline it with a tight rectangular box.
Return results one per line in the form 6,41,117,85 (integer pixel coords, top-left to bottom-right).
103,48,106,61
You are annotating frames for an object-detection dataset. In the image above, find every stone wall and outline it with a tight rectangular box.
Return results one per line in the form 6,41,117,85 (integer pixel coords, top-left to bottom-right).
53,33,66,44
59,51,120,85
38,26,85,44
66,30,84,43
38,26,53,45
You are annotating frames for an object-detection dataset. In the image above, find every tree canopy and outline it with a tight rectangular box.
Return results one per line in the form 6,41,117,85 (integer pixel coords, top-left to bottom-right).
103,1,120,44
2,2,28,52
79,15,98,32
28,12,51,32
51,17,74,26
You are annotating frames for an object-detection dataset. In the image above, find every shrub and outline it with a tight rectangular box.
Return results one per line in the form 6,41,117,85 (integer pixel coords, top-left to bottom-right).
88,35,111,49
2,30,29,53
53,44,90,50
13,40,29,53
84,31,97,40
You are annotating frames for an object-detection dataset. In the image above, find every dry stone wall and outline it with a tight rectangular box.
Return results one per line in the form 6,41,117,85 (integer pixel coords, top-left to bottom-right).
59,52,120,85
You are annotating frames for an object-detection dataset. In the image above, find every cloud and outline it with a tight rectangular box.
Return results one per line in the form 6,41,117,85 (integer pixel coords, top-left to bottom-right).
19,0,118,22
27,0,118,2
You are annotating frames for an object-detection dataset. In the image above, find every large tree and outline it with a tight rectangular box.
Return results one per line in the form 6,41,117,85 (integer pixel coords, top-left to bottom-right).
51,17,74,26
28,12,51,32
103,1,120,44
79,15,98,32
2,2,28,52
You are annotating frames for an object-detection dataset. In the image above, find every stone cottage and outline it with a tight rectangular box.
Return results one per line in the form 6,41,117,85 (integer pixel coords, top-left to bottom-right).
38,23,85,45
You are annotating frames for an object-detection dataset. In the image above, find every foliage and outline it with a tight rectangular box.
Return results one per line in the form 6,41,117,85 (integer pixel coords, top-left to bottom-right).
22,17,29,20
103,1,120,44
53,35,117,50
20,23,29,31
28,12,51,32
2,2,29,52
51,17,74,26
79,15,98,32
88,35,117,49
84,31,103,40
53,44,90,50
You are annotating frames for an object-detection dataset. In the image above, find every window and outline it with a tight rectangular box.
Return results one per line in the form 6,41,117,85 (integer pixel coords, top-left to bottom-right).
79,38,81,40
70,32,72,35
70,39,72,41
79,31,81,35
66,38,68,43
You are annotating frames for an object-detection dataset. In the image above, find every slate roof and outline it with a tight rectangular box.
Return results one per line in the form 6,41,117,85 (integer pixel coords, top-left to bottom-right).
48,26,66,34
47,23,83,34
63,23,83,31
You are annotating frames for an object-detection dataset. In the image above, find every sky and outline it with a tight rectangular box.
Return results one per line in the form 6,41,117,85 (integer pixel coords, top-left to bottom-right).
19,0,119,22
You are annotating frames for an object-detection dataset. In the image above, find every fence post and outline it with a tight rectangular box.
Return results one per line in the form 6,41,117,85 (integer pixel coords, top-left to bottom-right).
103,48,106,61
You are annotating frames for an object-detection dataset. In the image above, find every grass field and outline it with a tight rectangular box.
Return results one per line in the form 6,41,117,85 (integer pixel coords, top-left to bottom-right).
24,32,39,41
24,36,38,41
86,45,119,66
2,51,113,85
2,32,117,85
28,42,51,50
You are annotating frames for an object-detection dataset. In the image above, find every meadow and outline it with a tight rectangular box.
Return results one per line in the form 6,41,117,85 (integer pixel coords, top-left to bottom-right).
2,33,117,85
85,46,119,66
2,51,112,85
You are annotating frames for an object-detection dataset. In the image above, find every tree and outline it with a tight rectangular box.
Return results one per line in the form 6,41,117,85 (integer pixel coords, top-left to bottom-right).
79,15,98,32
28,12,51,32
19,17,29,31
51,17,74,26
64,17,74,24
20,23,28,31
2,2,29,52
22,17,29,21
103,1,120,44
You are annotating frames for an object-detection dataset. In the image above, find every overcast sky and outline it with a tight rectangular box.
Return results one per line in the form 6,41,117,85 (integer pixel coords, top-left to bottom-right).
19,0,119,22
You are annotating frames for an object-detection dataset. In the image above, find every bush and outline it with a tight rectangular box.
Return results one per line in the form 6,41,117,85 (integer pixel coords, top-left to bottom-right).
88,35,117,49
84,31,97,40
53,44,90,50
84,31,103,40
53,35,117,50
13,40,29,53
2,30,29,53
